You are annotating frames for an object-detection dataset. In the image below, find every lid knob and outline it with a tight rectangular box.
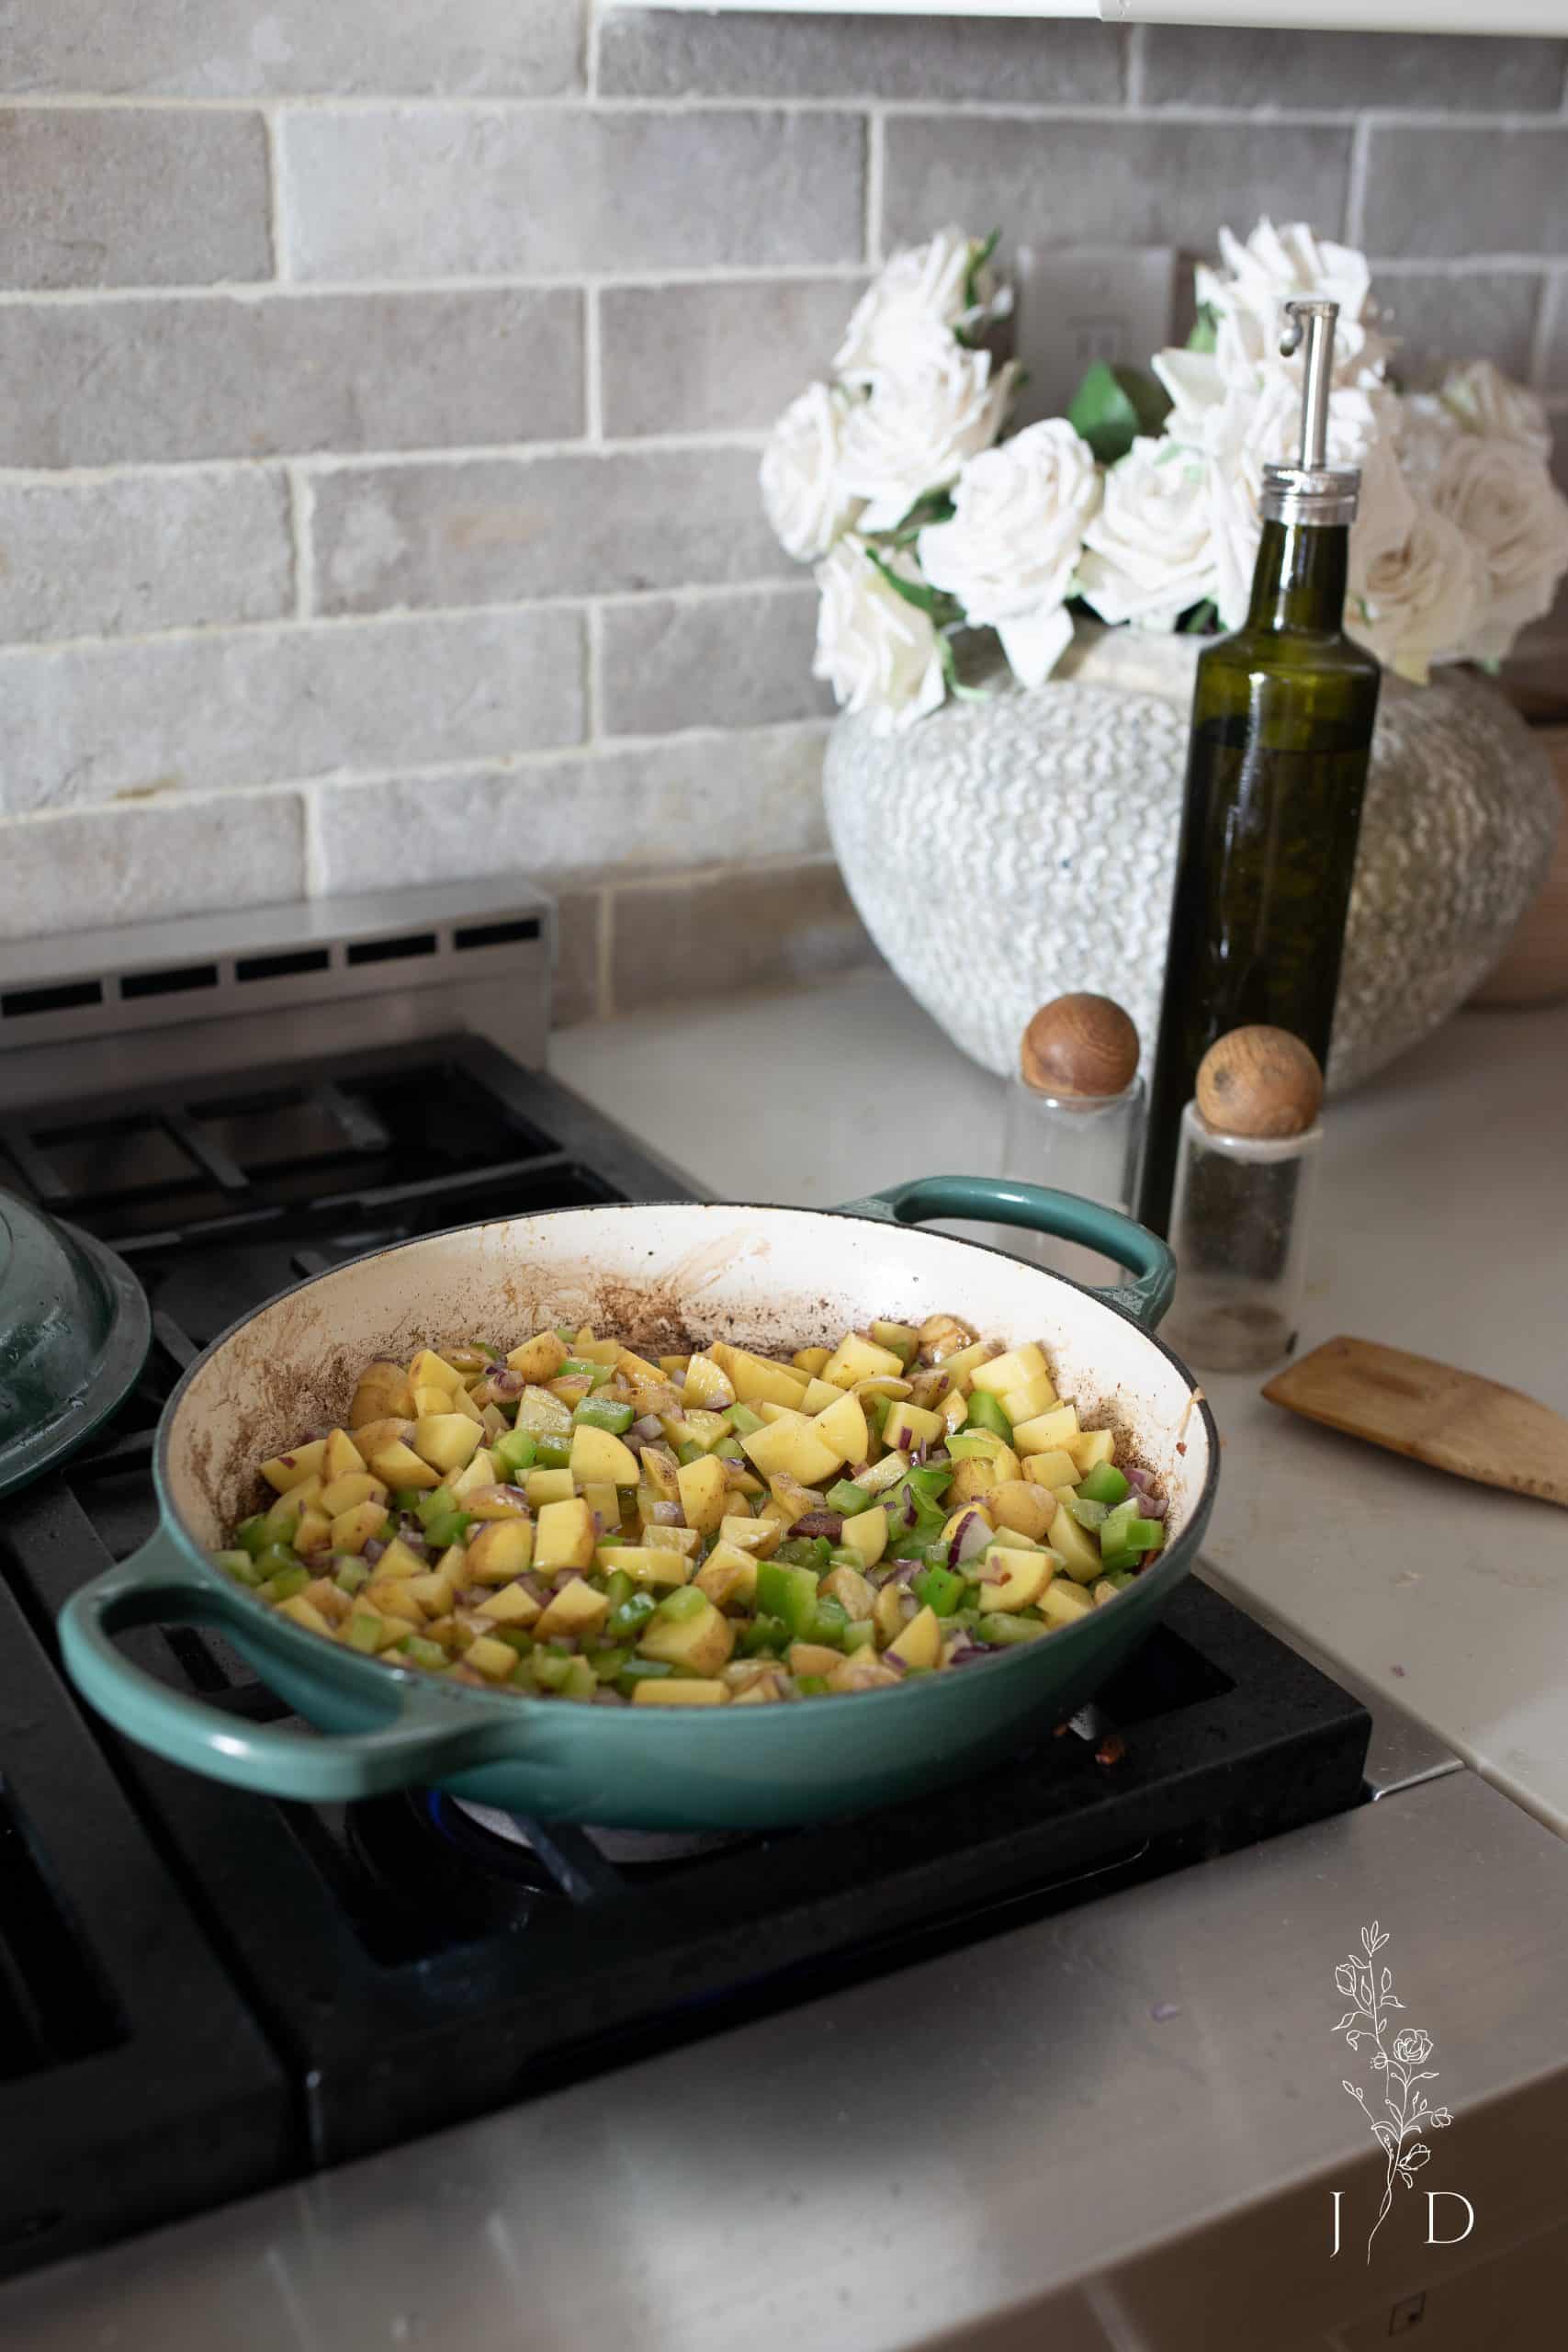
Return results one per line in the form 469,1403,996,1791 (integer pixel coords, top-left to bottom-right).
1020,994,1140,1100
1195,1026,1323,1140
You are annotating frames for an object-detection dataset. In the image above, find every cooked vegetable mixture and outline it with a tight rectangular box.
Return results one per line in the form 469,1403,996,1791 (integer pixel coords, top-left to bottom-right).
214,1316,1170,1707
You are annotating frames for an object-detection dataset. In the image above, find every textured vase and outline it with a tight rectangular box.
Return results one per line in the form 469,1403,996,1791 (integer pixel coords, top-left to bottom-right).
824,624,1561,1093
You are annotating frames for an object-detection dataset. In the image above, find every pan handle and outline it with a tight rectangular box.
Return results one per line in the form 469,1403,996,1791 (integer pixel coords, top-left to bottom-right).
837,1174,1176,1332
59,1531,522,1802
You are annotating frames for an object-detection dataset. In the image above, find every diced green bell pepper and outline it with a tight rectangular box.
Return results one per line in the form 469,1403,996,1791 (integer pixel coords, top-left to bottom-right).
794,1675,829,1697
826,1478,872,1517
1078,1461,1131,1507
946,1430,1003,1462
976,1612,1051,1645
607,1590,659,1641
1067,1495,1108,1529
403,1635,447,1672
234,1515,271,1559
591,1644,631,1684
726,1403,765,1437
677,1440,707,1467
615,1657,675,1696
776,1535,831,1570
603,1568,635,1611
807,1596,850,1649
655,1584,707,1624
215,1548,261,1585
842,1619,876,1652
423,1510,474,1552
334,1558,371,1595
711,1433,745,1462
905,1463,953,1499
261,1565,310,1603
493,1428,537,1476
345,1611,385,1652
558,1356,599,1382
912,1564,965,1617
865,1395,892,1438
414,1487,456,1528
756,1560,821,1637
963,1388,1013,1439
573,1395,635,1435
253,1543,299,1580
741,1612,789,1655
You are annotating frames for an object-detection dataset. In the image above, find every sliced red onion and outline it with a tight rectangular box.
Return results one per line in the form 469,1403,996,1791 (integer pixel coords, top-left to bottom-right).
1140,1493,1169,1520
947,1510,990,1569
903,1498,919,1527
670,1367,687,1389
363,1539,386,1566
489,1367,526,1397
1124,1464,1152,1493
889,1559,921,1589
651,1499,682,1525
631,1414,663,1443
395,1517,429,1555
520,1572,550,1605
952,1644,1000,1666
592,1511,606,1536
881,1652,908,1675
792,1510,843,1541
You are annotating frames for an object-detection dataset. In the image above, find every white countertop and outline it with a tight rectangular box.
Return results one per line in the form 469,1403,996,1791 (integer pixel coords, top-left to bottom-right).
555,972,1568,1837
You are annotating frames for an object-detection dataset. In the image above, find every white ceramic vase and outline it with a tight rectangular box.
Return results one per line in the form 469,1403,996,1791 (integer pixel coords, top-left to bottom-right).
824,624,1562,1093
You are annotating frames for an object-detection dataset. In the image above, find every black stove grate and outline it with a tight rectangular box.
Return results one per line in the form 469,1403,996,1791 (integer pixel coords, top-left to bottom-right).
0,1035,1371,2281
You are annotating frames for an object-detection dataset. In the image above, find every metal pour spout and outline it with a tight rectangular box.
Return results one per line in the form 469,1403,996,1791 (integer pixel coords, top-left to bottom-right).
1280,299,1337,472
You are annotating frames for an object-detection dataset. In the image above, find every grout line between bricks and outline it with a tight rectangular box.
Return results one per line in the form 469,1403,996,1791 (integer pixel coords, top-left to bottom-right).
584,284,603,442
1529,276,1562,395
595,885,615,1022
584,603,604,744
285,465,314,620
1124,25,1145,109
299,784,326,896
1344,118,1371,248
261,107,288,280
864,112,885,268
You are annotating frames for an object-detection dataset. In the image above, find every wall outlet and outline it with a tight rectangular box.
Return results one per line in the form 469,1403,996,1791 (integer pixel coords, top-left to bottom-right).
1009,246,1179,429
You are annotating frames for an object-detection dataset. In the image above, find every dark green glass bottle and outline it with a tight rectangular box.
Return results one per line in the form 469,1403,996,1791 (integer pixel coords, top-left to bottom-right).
1137,301,1381,1236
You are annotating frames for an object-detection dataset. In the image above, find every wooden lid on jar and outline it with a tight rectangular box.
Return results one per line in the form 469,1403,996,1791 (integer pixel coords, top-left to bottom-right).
1196,1026,1323,1139
1020,994,1140,1100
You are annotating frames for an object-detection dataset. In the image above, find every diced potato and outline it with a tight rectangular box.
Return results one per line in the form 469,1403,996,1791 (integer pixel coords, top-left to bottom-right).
978,1549,1055,1611
724,1658,788,1693
349,1415,414,1461
465,1634,518,1680
638,1598,735,1677
766,1472,824,1528
855,1449,911,1497
535,1498,596,1573
262,1485,313,1541
603,1545,691,1587
887,1604,942,1669
883,1400,944,1453
366,1438,441,1491
276,1594,333,1637
820,1564,875,1621
787,1641,845,1679
581,1482,621,1532
525,1468,576,1507
535,1577,609,1641
349,1363,417,1429
632,1679,730,1708
447,1449,499,1502
373,1536,425,1580
968,1343,1050,1396
570,1424,641,1487
321,1428,368,1484
948,1448,1022,1504
330,1499,389,1556
826,1653,903,1694
1046,1503,1104,1583
470,1576,540,1626
409,1349,464,1395
639,1447,681,1504
466,1519,536,1583
260,1439,327,1494
446,1383,485,1428
987,1523,1041,1553
940,1502,992,1544
346,1609,408,1655
758,1498,794,1528
303,1575,352,1625
987,1480,1057,1542
936,1340,991,1387
874,1582,913,1645
412,1382,457,1419
940,1385,970,1435
461,1482,530,1521
695,1544,759,1611
871,1319,919,1362
506,1329,567,1382
1092,1577,1122,1607
821,1332,904,1388
852,1374,911,1405
1041,1578,1095,1630
681,1351,738,1409
718,1513,780,1558
790,1379,840,1418
406,1565,459,1617
676,1453,729,1535
517,1384,572,1438
722,1466,761,1497
917,1312,976,1362
319,1472,387,1518
366,1578,425,1624
641,1523,702,1556
813,1388,869,1465
792,1347,832,1376
293,1509,333,1556
412,1414,483,1476
1000,1374,1057,1425
1020,1448,1081,1492
739,1413,844,1487
839,1503,888,1568
1068,1429,1117,1474
615,1347,668,1390
667,1406,729,1447
570,1328,622,1366
1010,1404,1080,1454
708,1343,808,1409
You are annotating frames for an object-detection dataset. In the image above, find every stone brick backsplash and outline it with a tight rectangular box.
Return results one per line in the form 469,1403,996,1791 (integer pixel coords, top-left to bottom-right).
0,5,1562,1020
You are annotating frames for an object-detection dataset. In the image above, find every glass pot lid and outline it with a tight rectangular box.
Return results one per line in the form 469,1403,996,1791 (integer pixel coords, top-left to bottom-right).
0,1190,151,1498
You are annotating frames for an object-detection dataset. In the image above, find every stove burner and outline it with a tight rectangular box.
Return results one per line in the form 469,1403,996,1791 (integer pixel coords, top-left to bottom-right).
445,1799,746,1870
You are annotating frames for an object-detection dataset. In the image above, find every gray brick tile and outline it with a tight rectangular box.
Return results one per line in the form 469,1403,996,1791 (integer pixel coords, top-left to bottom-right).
0,107,269,288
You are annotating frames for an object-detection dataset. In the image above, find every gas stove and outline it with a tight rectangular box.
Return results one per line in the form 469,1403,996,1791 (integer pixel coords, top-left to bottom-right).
0,885,1371,2284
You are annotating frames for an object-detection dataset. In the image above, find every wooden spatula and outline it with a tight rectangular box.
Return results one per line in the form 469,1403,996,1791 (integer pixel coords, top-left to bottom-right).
1263,1336,1568,1509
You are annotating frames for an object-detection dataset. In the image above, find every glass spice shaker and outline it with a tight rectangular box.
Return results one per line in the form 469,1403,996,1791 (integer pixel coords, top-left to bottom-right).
1163,1025,1325,1374
1000,993,1145,1285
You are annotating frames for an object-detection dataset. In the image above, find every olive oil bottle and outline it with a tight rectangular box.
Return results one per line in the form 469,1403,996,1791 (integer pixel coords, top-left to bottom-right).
1137,300,1381,1236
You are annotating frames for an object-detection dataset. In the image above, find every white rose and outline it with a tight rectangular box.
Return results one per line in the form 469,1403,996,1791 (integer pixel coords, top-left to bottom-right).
1397,391,1463,496
812,538,945,735
835,227,1012,387
1078,437,1217,631
917,419,1101,686
761,382,863,563
1197,218,1388,389
1438,358,1551,461
1347,497,1485,684
836,343,1017,533
1428,433,1568,663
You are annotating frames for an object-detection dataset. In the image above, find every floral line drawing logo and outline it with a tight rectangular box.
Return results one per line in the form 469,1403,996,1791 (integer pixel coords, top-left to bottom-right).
1333,1921,1453,2261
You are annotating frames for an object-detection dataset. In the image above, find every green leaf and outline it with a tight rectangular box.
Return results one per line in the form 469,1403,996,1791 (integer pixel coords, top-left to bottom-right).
866,549,964,627
1178,598,1219,636
871,490,956,548
1066,361,1171,467
1187,305,1218,356
939,634,992,704
963,230,1000,314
